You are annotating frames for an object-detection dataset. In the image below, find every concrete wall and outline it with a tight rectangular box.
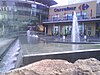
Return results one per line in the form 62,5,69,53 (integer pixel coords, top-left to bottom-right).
23,49,100,66
14,39,23,68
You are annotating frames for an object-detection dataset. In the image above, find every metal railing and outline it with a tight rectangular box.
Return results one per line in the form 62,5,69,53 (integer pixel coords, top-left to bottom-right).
43,17,96,22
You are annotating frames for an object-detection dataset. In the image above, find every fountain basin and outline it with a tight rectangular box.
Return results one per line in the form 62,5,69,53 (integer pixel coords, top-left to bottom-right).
0,36,100,73
19,36,100,66
23,48,100,65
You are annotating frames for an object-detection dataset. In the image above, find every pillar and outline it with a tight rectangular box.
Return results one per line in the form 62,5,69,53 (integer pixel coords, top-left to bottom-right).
45,27,46,36
60,25,63,36
48,25,52,35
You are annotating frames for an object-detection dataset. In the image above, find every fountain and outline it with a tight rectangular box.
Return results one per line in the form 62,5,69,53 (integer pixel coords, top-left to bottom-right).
18,11,100,66
71,11,80,42
71,11,80,51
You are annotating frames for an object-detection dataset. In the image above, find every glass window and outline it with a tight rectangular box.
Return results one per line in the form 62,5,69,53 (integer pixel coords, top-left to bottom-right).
63,13,67,20
52,16,55,21
87,26,91,36
0,1,48,38
82,12,87,19
67,14,72,20
52,14,60,21
88,26,91,31
2,1,7,6
15,2,31,8
76,12,82,19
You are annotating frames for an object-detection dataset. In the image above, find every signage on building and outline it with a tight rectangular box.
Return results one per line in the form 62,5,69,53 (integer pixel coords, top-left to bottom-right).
79,3,89,10
54,3,89,12
0,7,10,11
54,7,76,12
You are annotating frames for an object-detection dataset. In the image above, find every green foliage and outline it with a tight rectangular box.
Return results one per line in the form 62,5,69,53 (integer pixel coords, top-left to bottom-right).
97,27,100,32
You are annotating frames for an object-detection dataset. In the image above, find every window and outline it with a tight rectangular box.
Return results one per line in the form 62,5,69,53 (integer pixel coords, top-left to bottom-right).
67,14,72,20
88,26,91,31
82,12,87,19
17,10,31,16
15,2,31,8
87,26,92,36
76,13,82,20
52,16,55,21
63,13,67,20
52,14,60,21
2,1,7,6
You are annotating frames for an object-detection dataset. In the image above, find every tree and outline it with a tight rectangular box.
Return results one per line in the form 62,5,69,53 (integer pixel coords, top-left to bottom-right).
97,27,100,37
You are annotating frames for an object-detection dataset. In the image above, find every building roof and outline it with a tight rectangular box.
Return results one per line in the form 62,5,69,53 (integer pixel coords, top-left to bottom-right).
29,0,57,6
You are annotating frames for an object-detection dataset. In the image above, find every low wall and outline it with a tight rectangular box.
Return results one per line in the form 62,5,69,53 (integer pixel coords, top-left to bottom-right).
0,38,23,72
23,49,100,66
0,39,15,60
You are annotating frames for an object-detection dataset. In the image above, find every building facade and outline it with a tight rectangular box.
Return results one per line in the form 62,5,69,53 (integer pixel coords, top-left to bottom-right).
0,0,54,37
43,1,100,37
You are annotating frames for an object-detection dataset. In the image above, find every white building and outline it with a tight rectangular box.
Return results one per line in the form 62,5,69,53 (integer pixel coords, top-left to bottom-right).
68,0,100,5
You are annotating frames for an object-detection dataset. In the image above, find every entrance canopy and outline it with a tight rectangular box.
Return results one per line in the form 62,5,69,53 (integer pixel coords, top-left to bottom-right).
29,0,57,6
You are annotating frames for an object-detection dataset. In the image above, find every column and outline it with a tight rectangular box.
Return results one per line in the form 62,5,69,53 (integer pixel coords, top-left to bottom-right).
48,25,52,35
60,25,63,36
45,27,46,36
82,22,86,35
58,25,60,40
82,22,85,35
2,24,5,38
53,24,55,35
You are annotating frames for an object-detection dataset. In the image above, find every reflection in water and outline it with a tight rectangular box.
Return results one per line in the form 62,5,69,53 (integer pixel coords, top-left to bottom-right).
27,28,39,44
27,36,31,43
27,35,39,44
19,36,100,55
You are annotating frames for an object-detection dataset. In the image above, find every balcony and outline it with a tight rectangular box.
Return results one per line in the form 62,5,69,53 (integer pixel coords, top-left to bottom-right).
43,17,100,24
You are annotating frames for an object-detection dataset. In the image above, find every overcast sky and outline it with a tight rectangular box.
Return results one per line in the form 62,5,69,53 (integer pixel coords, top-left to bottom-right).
53,0,100,7
53,0,68,6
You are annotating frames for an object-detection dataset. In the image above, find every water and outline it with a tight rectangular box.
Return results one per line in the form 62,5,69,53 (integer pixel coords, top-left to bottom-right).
71,11,80,42
19,36,100,55
0,36,99,72
0,39,20,73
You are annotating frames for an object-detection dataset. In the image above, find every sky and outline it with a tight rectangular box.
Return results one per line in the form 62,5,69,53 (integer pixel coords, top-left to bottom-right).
53,0,100,7
54,0,68,6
